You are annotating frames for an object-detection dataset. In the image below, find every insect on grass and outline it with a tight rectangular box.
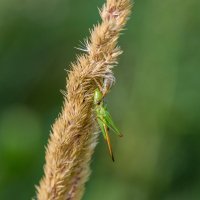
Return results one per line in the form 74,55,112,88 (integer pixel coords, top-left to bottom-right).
93,79,122,161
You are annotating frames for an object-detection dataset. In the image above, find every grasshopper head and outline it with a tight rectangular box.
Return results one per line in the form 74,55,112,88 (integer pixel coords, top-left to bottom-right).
94,88,103,105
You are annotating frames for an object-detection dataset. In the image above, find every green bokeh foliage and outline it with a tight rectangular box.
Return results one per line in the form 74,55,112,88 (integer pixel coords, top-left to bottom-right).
0,0,200,199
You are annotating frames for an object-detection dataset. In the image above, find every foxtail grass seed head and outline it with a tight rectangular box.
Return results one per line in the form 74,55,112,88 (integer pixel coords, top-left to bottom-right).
36,0,132,199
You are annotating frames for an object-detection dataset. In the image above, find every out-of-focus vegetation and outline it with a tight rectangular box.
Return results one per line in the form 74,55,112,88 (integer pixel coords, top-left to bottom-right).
0,0,200,199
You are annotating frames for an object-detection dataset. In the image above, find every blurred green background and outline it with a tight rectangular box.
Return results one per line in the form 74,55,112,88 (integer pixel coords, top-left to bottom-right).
0,0,200,199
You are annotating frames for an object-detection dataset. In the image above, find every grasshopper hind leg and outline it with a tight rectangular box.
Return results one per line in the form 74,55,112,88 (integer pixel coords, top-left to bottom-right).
103,124,115,162
97,117,115,162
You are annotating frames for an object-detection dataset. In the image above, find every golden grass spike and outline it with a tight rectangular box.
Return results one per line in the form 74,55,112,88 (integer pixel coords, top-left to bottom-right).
36,0,132,199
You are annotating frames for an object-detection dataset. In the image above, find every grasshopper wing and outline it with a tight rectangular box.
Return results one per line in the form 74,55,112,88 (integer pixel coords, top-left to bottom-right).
97,118,106,139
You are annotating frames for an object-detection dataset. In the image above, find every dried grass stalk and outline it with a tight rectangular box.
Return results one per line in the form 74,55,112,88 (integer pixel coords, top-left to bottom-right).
36,0,132,199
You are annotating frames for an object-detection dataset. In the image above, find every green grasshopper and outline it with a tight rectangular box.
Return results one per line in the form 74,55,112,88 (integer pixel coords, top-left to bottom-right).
93,82,122,162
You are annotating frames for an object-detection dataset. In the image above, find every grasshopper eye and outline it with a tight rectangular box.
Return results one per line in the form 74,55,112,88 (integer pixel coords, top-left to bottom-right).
97,101,101,105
